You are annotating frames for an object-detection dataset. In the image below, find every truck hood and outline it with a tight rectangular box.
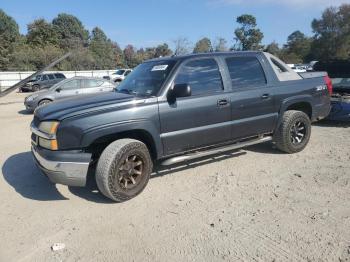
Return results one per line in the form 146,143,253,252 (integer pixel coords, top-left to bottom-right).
34,92,136,121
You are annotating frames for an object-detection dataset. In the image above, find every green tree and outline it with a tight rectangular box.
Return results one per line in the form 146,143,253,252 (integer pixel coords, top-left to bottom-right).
0,9,20,70
282,31,311,63
10,44,64,71
58,48,95,70
27,19,59,47
52,13,89,49
173,37,191,55
214,38,228,52
234,14,264,51
264,41,280,56
193,37,213,53
155,43,173,57
311,4,350,60
112,42,126,68
123,44,137,68
89,27,116,69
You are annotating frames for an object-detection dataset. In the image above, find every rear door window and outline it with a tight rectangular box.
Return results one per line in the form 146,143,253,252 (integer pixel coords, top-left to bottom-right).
174,58,223,96
48,74,55,80
60,79,80,90
54,73,65,79
84,79,104,88
225,57,267,88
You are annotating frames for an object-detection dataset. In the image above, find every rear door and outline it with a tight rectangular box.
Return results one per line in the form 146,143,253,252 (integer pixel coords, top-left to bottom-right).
40,75,49,88
81,79,110,94
224,56,278,140
47,74,56,86
158,58,231,156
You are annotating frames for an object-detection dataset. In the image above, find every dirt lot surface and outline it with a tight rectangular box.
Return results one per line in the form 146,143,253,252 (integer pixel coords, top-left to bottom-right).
0,91,349,262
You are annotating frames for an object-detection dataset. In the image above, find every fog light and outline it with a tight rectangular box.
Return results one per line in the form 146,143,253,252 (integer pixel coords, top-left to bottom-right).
39,137,58,150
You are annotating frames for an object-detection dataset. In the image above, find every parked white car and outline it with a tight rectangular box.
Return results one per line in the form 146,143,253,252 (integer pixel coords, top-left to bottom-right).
104,69,133,84
287,64,307,73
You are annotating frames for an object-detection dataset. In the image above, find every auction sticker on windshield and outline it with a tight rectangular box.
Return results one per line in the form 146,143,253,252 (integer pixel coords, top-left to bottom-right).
151,65,168,71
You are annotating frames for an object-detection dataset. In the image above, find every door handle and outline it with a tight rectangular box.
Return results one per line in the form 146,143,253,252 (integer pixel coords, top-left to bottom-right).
261,94,270,99
217,99,229,107
75,91,79,94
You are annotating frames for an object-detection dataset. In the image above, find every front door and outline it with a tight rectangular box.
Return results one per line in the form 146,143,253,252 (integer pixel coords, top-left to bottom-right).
159,58,231,156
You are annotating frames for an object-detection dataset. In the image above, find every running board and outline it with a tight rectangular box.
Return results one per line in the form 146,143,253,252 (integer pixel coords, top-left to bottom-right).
161,136,272,166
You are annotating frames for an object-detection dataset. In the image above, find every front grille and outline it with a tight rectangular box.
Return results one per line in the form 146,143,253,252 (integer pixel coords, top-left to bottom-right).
31,133,38,146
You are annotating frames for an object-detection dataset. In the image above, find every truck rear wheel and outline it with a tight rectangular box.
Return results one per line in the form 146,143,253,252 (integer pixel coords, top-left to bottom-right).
273,110,311,153
95,139,153,202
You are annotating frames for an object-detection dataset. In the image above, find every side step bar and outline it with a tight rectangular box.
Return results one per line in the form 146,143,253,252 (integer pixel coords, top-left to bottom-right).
161,136,272,166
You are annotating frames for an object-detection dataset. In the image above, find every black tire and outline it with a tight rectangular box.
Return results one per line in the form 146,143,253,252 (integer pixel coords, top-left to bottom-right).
96,139,153,202
273,110,311,153
32,85,40,92
38,99,52,107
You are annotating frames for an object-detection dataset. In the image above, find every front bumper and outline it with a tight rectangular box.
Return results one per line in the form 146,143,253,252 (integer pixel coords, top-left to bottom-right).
31,145,92,187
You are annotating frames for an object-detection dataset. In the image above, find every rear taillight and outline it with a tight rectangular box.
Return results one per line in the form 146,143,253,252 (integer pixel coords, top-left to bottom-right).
324,75,333,96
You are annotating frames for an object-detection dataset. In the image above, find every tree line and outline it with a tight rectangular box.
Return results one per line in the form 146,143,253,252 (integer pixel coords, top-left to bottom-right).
0,4,349,71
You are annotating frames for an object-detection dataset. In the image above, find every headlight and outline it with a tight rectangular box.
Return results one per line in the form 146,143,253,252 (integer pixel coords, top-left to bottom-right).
27,94,39,101
37,121,59,150
38,121,59,135
38,137,58,150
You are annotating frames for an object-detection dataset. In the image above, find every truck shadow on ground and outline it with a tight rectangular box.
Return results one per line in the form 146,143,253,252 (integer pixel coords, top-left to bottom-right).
245,142,282,155
18,109,32,115
313,119,350,128
69,150,247,203
2,152,68,201
3,150,250,203
152,150,247,179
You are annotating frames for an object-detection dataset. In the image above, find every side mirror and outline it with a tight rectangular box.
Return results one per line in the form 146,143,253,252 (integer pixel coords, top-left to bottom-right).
171,83,191,98
56,87,61,92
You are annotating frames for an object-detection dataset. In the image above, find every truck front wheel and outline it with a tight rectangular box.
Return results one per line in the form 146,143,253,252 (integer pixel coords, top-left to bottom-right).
95,139,153,202
273,110,311,153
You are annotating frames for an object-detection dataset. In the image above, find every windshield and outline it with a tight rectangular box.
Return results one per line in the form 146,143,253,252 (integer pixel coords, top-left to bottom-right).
114,69,126,75
116,60,177,97
49,78,69,91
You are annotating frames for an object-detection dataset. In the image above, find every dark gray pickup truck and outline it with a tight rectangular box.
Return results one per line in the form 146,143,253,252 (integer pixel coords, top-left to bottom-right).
30,52,332,202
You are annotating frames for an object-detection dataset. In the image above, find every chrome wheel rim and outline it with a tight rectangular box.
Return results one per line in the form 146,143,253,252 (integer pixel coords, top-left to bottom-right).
290,121,306,144
117,154,144,190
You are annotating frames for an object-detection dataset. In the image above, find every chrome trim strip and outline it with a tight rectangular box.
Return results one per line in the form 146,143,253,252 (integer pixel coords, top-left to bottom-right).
30,122,56,140
160,113,277,139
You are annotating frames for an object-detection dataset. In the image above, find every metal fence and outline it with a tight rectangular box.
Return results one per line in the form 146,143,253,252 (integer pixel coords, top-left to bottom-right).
0,70,116,92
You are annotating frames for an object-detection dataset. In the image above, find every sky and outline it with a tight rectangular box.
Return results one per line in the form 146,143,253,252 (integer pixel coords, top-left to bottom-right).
1,0,349,49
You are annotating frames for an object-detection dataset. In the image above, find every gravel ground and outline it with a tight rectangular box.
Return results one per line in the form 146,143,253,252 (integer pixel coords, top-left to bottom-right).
0,92,349,262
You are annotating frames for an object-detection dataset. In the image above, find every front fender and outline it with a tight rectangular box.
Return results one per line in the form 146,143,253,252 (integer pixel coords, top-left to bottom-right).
80,119,162,157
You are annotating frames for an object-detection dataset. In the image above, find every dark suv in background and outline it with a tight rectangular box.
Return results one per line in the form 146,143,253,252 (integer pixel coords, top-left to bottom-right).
20,73,66,92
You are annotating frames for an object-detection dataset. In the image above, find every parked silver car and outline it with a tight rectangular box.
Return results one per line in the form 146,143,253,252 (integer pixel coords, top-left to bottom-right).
24,77,115,112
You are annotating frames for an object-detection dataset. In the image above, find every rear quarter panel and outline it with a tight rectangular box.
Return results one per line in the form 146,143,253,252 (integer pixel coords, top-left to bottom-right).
275,77,331,122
